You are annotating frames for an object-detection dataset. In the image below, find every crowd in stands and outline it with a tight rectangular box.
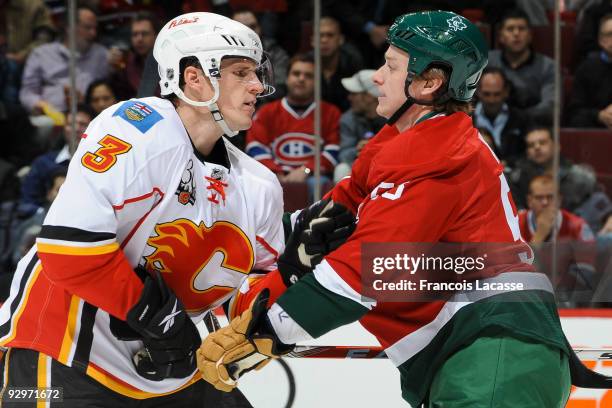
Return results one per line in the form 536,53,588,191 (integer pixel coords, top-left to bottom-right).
1,0,612,306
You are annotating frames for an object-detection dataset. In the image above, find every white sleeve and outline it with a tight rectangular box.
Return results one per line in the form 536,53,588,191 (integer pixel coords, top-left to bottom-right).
252,176,285,271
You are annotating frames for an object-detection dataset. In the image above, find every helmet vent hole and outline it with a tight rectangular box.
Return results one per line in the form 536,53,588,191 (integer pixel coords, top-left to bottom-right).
450,39,470,53
221,34,234,46
393,30,414,41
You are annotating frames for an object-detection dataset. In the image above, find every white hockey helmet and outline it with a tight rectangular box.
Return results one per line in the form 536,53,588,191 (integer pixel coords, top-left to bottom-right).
153,12,274,135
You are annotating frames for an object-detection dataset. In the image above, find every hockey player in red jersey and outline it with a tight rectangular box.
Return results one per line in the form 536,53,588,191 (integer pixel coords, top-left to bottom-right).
0,12,353,408
197,10,583,407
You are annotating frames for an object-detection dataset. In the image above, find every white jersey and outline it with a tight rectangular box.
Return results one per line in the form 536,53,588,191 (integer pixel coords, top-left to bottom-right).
0,97,284,397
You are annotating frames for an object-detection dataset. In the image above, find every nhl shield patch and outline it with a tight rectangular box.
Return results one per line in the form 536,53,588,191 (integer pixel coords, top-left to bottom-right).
113,100,163,133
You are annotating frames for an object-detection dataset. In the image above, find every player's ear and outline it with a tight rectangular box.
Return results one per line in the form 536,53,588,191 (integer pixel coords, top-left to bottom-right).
183,66,201,87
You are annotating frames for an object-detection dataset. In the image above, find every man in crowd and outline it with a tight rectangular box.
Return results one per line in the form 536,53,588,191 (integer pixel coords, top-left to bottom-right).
0,0,55,65
314,16,364,112
19,7,108,113
508,126,599,215
473,66,528,162
18,104,94,216
488,9,554,123
567,13,612,129
518,175,596,305
246,54,340,199
108,12,158,99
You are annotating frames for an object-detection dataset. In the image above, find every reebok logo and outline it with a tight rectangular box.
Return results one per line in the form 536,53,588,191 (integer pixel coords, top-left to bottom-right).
159,300,181,334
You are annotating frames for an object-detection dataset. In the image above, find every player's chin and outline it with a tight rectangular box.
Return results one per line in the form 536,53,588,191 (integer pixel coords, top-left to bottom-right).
375,104,391,120
232,114,253,131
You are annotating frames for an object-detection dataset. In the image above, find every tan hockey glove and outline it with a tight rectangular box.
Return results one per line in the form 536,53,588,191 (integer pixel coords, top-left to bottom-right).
197,290,293,391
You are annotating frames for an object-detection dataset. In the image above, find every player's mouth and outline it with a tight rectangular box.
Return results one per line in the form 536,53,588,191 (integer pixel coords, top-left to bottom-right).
243,101,256,113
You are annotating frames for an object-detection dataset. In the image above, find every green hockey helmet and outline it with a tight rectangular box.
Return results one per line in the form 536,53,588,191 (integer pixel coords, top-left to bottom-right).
387,10,488,102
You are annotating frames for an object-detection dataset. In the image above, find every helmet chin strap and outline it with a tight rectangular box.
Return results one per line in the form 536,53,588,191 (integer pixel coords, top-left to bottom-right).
173,78,239,137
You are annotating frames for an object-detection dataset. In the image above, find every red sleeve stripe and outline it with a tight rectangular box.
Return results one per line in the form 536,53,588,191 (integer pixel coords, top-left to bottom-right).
256,236,279,260
112,188,164,211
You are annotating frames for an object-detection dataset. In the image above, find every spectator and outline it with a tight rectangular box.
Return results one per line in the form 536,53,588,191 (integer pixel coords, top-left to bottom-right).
108,11,158,100
19,7,108,114
18,104,93,216
488,9,554,123
518,174,596,304
12,167,66,266
310,15,364,111
246,54,340,199
576,0,612,60
232,8,290,99
334,69,385,182
0,48,38,167
567,13,612,129
85,79,118,116
508,126,597,212
1,0,55,65
473,67,529,162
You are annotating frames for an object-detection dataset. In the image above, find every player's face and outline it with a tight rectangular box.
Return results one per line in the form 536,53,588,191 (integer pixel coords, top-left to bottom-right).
286,61,315,103
216,58,264,131
372,46,409,119
526,130,554,165
499,18,531,54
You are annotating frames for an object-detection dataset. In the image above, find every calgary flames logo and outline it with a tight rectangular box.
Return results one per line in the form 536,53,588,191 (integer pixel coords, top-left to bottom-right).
144,219,254,313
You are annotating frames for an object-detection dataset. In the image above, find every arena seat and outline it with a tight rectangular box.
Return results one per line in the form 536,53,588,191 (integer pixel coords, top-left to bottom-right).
281,181,309,212
530,24,577,73
560,128,612,175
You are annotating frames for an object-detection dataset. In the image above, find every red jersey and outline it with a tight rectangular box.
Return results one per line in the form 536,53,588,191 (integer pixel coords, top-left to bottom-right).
245,98,340,175
268,113,567,406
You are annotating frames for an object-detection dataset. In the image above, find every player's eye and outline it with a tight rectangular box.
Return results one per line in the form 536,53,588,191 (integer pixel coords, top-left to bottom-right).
233,69,255,79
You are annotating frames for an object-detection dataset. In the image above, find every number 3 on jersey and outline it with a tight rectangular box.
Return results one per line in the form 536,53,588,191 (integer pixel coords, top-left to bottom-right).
82,134,132,173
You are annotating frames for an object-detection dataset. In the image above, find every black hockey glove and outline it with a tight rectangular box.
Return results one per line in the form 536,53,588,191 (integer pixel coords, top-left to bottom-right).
278,199,356,286
126,272,202,381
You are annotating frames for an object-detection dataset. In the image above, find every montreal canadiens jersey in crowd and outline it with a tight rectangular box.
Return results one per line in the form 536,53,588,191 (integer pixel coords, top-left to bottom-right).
0,97,284,397
245,97,340,174
518,208,596,287
269,113,569,407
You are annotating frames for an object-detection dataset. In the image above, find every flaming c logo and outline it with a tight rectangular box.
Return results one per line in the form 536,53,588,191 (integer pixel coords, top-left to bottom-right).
145,219,254,313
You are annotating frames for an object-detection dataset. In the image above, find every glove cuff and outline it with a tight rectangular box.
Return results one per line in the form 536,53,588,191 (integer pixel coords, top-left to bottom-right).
277,258,306,287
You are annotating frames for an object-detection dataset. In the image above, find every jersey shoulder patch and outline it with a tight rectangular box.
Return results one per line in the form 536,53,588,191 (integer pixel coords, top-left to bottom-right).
112,100,163,134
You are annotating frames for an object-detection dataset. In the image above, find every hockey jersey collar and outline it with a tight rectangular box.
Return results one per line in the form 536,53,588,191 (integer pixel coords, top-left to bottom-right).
189,135,232,172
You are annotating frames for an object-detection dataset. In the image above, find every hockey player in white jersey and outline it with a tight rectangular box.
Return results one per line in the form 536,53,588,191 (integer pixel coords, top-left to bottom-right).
0,12,353,407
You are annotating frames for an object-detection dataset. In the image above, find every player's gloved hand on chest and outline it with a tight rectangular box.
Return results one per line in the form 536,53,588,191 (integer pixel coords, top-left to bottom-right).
279,199,356,286
126,271,202,381
197,289,293,392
